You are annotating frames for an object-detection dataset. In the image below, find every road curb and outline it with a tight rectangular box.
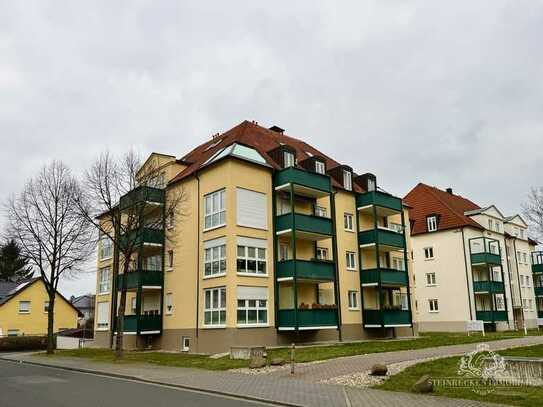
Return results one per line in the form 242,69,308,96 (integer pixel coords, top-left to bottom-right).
1,356,304,407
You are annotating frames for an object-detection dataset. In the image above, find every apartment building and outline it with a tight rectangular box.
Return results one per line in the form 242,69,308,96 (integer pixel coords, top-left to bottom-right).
94,121,414,353
404,183,539,332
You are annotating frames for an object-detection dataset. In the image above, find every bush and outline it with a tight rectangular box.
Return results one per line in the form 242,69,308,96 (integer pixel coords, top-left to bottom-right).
0,335,47,352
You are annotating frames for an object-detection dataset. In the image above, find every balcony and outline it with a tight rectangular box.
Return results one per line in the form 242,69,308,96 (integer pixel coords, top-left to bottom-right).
535,287,543,297
277,308,338,330
276,259,335,281
120,227,164,248
363,309,411,327
532,252,543,273
360,269,408,286
538,311,543,319
471,253,502,265
473,281,505,293
274,167,331,196
356,191,402,212
117,270,163,290
476,310,508,322
276,213,333,238
119,186,165,210
469,237,501,265
120,314,162,334
358,228,405,249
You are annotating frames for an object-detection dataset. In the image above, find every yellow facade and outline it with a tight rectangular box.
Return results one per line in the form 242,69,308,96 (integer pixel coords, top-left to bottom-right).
0,279,79,336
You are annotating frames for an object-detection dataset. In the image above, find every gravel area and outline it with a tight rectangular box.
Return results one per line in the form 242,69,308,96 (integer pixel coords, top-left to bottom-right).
320,356,441,388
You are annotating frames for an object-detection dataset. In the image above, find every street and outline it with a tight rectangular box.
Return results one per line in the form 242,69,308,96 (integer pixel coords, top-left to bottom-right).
0,359,275,407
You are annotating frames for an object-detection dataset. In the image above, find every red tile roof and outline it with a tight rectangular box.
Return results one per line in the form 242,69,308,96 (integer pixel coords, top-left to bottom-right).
403,183,483,235
169,120,363,191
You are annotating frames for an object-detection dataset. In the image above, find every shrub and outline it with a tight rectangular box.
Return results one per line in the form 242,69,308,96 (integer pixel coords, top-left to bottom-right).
0,335,47,352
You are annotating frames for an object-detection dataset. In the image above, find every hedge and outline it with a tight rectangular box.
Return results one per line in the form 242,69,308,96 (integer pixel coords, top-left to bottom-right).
0,335,48,352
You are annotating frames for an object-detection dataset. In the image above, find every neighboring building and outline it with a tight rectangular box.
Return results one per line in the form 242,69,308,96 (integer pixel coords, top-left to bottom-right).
70,294,95,327
404,183,539,332
94,120,415,353
0,277,81,337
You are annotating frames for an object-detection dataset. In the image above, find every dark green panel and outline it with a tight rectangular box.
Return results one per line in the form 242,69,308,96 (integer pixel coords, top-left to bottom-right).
118,270,164,290
473,281,505,293
470,253,501,265
535,287,543,297
358,229,405,248
273,167,331,193
276,213,333,236
356,191,402,212
360,269,408,286
120,227,165,248
276,259,335,280
119,186,165,210
476,310,508,322
362,309,411,326
277,308,338,328
533,264,543,274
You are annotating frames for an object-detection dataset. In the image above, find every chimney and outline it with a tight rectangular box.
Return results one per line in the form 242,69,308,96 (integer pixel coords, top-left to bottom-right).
446,187,453,194
269,125,284,134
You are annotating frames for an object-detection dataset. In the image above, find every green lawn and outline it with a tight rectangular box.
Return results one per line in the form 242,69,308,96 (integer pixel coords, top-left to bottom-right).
375,344,543,407
45,330,542,371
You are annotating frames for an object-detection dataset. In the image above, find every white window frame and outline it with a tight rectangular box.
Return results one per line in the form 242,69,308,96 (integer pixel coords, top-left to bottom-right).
315,160,326,174
43,301,49,313
131,297,136,314
237,298,268,327
237,245,267,276
182,336,190,352
428,299,439,313
99,235,113,260
284,151,295,167
426,272,436,286
315,205,327,218
346,251,357,270
204,242,227,278
204,287,226,327
495,294,506,311
424,247,434,260
427,216,438,232
18,300,30,314
316,247,328,260
96,301,110,330
204,189,226,231
344,213,354,231
167,250,174,270
348,291,359,310
98,267,111,294
165,293,173,315
343,170,352,191
391,257,405,271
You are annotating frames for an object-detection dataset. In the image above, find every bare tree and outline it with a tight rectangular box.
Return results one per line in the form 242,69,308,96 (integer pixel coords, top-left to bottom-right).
523,186,543,241
5,161,94,353
75,151,186,358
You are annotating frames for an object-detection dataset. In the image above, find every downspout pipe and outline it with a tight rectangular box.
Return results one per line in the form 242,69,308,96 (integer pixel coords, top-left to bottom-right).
512,238,525,329
195,172,201,341
461,228,474,321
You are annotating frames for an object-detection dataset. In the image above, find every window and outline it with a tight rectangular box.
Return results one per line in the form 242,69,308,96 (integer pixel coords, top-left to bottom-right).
523,253,528,264
343,170,352,191
520,229,525,239
96,302,110,329
495,294,505,311
315,160,326,174
348,291,358,309
19,301,30,314
488,219,493,230
392,257,405,271
427,216,438,232
131,297,136,313
43,301,49,313
165,293,173,315
390,222,403,233
237,245,266,275
284,151,295,167
279,243,289,261
204,287,226,327
495,222,501,232
346,251,356,270
236,287,268,327
316,247,328,260
144,255,162,271
315,205,327,217
7,329,19,337
182,336,190,352
426,272,436,286
428,299,439,312
99,236,113,260
526,275,531,287
237,188,267,229
424,247,434,260
204,189,226,230
204,242,226,277
344,213,354,231
167,250,174,270
98,267,111,293
400,294,409,311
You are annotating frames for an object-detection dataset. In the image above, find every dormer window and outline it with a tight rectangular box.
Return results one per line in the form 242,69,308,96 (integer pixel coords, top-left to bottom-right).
343,170,352,191
315,160,326,174
284,151,295,168
427,216,438,232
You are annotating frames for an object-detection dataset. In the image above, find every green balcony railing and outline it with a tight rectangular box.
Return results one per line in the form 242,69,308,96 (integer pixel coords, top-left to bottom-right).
356,191,402,212
538,311,543,319
471,253,501,265
358,229,405,248
276,259,335,280
274,167,331,193
473,281,505,293
535,287,543,297
360,269,408,286
120,227,164,248
469,237,501,265
476,310,508,322
117,270,163,290
120,314,162,333
533,264,543,274
276,213,333,236
277,308,338,329
119,186,165,210
363,309,411,327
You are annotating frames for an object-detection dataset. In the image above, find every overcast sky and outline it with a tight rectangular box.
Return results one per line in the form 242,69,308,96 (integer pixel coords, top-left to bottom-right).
1,1,542,297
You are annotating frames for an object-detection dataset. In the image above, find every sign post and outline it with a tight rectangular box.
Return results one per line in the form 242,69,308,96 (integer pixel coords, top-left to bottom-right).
467,320,485,337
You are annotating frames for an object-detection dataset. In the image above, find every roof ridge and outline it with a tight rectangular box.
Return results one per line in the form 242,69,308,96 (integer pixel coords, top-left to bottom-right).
423,184,476,226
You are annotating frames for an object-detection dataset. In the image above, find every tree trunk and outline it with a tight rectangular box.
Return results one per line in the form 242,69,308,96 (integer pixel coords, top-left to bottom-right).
46,292,55,354
114,258,130,359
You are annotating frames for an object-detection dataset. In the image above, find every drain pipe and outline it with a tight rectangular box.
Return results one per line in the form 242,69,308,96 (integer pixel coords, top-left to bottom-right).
195,172,201,342
461,228,474,320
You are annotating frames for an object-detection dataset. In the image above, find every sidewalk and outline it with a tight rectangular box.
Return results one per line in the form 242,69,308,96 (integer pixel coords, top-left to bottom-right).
3,338,533,407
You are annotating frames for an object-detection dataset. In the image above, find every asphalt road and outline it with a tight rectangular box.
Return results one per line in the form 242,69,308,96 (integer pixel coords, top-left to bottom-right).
0,359,275,407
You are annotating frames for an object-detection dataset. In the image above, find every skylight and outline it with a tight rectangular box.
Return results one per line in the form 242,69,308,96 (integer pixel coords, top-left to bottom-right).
201,143,269,168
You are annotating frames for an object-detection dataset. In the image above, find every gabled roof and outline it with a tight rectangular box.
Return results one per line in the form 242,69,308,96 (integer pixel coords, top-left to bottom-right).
504,214,528,227
169,120,363,192
70,294,95,310
404,183,483,235
464,205,505,219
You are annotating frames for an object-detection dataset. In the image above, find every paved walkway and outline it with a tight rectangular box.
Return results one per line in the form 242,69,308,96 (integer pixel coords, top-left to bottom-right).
4,336,541,407
270,335,543,381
